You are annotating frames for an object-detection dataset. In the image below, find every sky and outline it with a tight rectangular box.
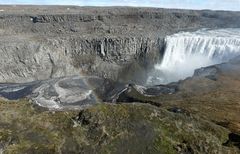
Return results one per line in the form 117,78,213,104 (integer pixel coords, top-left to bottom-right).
0,0,240,11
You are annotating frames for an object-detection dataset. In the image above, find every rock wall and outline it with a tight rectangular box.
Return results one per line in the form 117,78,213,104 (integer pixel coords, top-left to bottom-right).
0,6,240,83
0,35,164,83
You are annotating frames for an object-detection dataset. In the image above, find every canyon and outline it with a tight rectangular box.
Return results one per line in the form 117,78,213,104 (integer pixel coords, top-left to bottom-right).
1,6,240,84
0,5,240,153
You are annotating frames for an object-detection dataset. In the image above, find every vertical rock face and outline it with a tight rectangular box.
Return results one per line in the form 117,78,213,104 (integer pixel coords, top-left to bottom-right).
69,36,164,84
0,6,240,84
0,35,164,83
0,36,79,83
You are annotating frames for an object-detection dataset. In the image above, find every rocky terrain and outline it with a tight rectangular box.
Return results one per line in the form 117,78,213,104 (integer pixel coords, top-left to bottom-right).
0,5,240,154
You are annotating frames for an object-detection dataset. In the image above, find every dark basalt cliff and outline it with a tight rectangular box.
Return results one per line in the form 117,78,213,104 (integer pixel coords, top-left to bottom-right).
0,6,240,84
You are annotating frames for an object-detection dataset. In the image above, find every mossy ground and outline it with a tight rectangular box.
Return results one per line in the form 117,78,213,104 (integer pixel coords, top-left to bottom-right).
120,76,240,137
0,99,239,153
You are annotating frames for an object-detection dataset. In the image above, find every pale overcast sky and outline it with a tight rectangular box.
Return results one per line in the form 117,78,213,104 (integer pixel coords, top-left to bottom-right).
0,0,240,11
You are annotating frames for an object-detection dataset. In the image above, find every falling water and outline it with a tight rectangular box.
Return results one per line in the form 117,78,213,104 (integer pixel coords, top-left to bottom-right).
147,28,240,85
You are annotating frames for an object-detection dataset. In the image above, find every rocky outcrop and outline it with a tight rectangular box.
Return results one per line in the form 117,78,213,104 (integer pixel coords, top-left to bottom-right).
0,74,177,109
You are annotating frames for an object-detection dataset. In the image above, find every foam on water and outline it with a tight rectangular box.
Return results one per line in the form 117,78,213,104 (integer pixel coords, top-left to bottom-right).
148,28,240,85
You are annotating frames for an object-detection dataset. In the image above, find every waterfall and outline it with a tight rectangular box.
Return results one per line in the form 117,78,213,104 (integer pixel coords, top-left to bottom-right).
147,28,240,85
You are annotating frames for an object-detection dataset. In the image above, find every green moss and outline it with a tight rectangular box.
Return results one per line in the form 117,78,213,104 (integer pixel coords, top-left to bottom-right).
0,99,238,154
153,136,176,154
5,142,56,154
0,129,12,143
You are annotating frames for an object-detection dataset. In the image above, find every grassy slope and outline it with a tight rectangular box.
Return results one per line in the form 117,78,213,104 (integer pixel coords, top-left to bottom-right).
0,99,239,154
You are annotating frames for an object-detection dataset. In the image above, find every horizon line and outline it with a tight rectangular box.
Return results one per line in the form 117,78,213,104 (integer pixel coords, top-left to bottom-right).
0,4,239,12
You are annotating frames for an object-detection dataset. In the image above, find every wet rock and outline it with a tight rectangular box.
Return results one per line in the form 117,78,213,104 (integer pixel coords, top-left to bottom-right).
111,84,177,106
0,81,40,100
193,66,218,78
193,56,240,80
144,84,178,95
0,75,178,109
0,76,100,109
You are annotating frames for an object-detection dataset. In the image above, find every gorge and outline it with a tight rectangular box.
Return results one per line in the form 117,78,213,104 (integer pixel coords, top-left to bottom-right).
0,5,240,154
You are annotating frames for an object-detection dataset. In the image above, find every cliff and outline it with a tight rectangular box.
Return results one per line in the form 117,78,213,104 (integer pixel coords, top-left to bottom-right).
0,6,240,84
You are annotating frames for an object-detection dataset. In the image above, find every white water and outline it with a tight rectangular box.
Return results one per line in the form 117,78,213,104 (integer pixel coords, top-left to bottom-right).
148,28,240,85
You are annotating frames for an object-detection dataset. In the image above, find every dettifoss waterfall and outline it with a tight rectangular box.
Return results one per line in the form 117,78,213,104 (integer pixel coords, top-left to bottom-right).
148,28,240,85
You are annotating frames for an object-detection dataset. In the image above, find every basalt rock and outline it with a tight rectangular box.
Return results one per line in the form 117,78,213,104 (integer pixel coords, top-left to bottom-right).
0,6,240,84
